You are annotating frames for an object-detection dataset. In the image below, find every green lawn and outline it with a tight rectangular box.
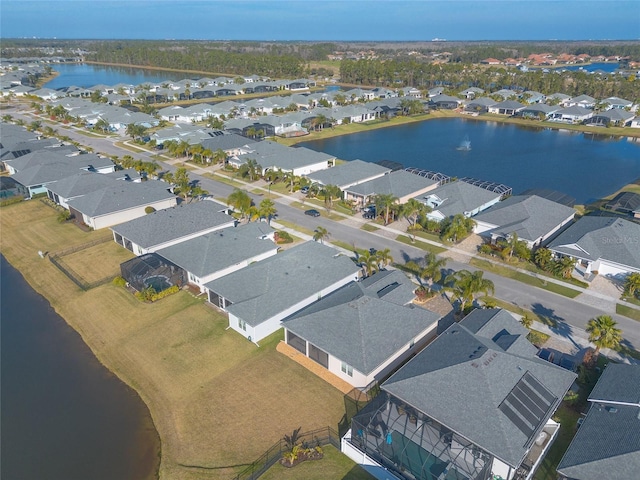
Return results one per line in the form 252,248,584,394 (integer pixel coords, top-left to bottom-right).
274,219,316,237
470,258,581,298
616,303,640,322
396,235,447,255
360,223,380,232
260,445,375,480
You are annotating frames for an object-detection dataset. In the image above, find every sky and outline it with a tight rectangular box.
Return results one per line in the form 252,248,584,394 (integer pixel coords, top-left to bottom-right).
1,0,638,42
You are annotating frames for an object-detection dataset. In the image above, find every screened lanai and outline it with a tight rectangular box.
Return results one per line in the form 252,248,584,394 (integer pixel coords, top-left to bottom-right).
350,393,493,480
120,253,185,293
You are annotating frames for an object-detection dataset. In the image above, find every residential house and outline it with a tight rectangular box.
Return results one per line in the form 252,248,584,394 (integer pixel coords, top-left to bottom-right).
601,96,634,111
492,89,519,100
427,87,444,98
549,106,594,123
111,200,235,255
459,87,484,99
488,100,526,116
418,180,502,221
344,170,439,208
517,104,560,120
464,97,497,114
400,87,422,98
306,159,391,191
46,171,131,209
204,241,361,343
344,308,576,480
584,109,634,127
547,93,571,106
156,222,278,293
474,195,576,248
566,95,596,109
557,364,640,480
429,94,461,110
228,140,335,176
522,91,546,104
547,216,640,278
199,134,255,158
282,270,442,390
66,179,177,230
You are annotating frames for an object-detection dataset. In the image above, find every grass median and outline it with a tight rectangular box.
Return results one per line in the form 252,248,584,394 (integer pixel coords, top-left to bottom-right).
1,200,350,480
470,258,581,298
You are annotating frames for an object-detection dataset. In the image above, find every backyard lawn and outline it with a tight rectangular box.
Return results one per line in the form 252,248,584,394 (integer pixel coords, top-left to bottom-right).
1,200,350,480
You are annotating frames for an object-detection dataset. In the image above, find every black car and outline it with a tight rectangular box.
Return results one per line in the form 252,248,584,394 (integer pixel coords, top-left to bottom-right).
305,209,321,217
363,210,376,219
300,186,310,194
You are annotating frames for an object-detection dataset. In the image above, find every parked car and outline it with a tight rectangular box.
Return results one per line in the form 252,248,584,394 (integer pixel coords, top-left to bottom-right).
363,209,376,219
305,209,320,217
300,186,310,194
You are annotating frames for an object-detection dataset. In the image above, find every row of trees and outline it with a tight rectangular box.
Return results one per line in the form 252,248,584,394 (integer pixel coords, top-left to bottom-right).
226,188,277,224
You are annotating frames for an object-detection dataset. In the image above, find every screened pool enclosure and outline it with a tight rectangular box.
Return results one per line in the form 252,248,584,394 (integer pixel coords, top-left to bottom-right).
349,393,493,480
120,253,185,293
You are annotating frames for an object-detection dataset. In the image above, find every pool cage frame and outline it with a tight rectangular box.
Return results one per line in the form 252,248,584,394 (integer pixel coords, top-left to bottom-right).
349,392,494,480
120,253,186,293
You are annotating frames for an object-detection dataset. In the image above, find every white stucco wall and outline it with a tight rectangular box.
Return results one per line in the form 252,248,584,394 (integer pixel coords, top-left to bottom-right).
85,197,178,230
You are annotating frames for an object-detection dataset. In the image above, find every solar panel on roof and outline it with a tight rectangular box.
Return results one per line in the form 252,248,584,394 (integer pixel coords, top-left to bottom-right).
523,372,556,404
499,402,535,437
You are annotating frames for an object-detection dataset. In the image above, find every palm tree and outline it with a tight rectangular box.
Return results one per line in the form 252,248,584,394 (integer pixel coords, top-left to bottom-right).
373,193,399,225
239,158,262,181
553,256,577,279
499,232,531,261
534,247,553,271
226,188,252,220
358,251,379,277
419,252,448,289
446,269,495,313
376,248,393,269
321,184,342,212
520,314,533,329
258,199,277,225
401,198,428,230
313,226,330,245
623,272,640,298
212,149,227,164
440,214,476,243
586,315,622,356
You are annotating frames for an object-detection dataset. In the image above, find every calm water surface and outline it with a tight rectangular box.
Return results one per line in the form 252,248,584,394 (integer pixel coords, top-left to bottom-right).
0,255,160,480
45,63,190,89
301,118,640,204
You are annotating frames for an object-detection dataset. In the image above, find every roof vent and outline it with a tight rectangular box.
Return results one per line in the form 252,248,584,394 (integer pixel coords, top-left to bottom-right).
606,406,618,414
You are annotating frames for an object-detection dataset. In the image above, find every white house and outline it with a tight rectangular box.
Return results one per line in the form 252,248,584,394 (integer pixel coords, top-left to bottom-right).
204,241,361,343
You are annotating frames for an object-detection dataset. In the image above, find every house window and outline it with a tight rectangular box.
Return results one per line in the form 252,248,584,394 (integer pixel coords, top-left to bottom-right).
238,319,247,331
341,362,353,377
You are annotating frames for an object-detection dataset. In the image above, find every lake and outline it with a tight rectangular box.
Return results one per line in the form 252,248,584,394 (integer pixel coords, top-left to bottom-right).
45,63,191,89
300,118,640,205
0,255,160,480
562,62,620,72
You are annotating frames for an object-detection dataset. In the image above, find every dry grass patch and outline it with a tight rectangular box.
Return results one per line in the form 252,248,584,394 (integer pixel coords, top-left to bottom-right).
57,240,134,284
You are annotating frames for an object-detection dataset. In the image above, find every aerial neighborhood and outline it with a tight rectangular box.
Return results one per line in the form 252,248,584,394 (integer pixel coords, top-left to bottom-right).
2,46,640,480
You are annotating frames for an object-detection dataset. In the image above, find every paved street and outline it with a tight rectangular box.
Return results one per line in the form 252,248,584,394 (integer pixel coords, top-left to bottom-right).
7,106,640,353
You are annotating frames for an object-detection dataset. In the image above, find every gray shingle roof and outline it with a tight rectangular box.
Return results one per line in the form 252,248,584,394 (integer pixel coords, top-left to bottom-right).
474,195,576,243
306,159,390,188
204,241,360,327
418,180,501,218
557,364,640,480
234,140,334,172
12,161,87,187
200,133,255,152
382,310,575,468
111,200,234,249
156,222,277,278
66,180,175,217
283,271,440,375
547,216,640,270
346,170,437,198
46,171,120,198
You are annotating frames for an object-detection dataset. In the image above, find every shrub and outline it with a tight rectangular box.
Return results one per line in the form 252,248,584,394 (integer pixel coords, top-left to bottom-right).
57,210,71,223
0,196,24,207
112,276,127,287
275,231,293,244
145,206,156,214
478,244,494,255
135,284,180,302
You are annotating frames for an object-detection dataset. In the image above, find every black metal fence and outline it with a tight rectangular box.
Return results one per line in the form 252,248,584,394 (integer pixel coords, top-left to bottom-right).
233,426,341,480
48,236,115,291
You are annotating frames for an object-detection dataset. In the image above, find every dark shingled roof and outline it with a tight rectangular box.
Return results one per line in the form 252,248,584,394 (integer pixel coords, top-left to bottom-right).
605,191,640,213
382,310,575,468
557,364,640,480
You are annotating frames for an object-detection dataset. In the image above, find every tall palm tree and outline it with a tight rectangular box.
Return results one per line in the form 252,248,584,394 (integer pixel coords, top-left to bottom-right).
586,315,622,356
440,214,475,243
313,226,330,245
258,199,277,225
419,252,448,289
553,256,577,279
446,269,495,313
376,248,393,269
499,232,531,261
623,272,640,298
226,188,252,220
321,184,342,212
534,247,553,271
373,193,399,225
401,198,428,230
358,251,379,277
